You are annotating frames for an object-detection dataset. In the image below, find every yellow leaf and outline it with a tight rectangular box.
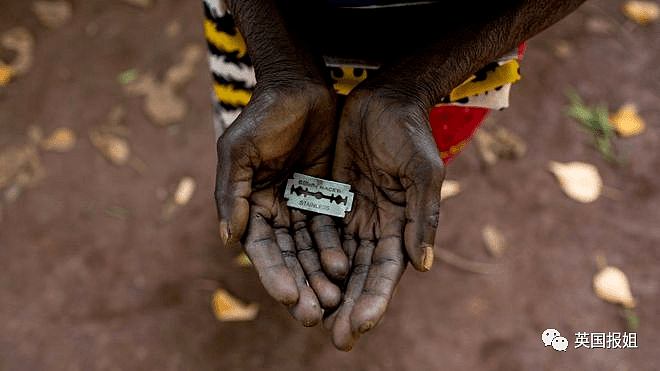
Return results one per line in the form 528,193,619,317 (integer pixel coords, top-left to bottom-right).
610,103,645,137
41,127,76,151
212,289,259,322
548,161,602,203
623,1,659,25
173,176,195,205
440,180,461,201
482,225,507,257
593,266,636,309
0,64,12,86
90,131,130,165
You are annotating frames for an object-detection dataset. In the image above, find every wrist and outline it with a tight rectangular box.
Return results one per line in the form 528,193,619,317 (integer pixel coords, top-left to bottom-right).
357,76,436,114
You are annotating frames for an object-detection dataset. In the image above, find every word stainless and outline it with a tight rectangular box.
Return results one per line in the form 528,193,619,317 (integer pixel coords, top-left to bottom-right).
283,173,354,218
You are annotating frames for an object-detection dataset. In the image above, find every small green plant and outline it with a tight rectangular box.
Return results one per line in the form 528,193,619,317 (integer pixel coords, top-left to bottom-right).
118,68,139,85
564,88,627,165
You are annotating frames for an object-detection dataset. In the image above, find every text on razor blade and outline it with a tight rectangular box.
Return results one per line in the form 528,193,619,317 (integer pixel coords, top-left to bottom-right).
284,173,354,217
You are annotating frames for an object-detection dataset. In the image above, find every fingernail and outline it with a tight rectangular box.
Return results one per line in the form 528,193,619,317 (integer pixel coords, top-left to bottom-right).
219,220,229,244
422,245,434,271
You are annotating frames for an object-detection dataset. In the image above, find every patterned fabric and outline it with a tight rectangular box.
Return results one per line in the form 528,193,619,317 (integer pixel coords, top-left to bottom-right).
202,0,526,165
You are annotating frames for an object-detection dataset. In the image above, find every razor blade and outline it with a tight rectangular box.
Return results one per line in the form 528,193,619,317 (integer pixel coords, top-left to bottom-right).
283,173,354,218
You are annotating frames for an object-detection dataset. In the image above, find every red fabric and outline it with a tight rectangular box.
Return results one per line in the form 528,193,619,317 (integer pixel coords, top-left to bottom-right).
517,41,528,60
429,41,527,166
429,106,490,165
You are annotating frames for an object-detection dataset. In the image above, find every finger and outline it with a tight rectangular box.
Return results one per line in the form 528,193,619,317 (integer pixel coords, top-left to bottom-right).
328,239,375,352
402,150,445,272
342,234,359,272
215,130,255,246
274,227,323,327
310,215,349,281
244,212,298,306
291,213,342,310
350,235,406,334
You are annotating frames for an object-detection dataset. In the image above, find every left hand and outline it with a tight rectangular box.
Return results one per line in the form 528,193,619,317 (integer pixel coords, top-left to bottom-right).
325,86,446,350
216,82,348,326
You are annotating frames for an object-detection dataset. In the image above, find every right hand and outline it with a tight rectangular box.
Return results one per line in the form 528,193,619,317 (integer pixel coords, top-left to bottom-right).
215,82,349,326
325,86,446,350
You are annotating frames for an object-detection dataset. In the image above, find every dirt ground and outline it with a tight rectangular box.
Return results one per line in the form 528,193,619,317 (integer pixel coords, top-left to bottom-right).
1,0,658,370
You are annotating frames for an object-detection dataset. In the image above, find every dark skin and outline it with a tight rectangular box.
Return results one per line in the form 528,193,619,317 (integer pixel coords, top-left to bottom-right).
215,0,587,350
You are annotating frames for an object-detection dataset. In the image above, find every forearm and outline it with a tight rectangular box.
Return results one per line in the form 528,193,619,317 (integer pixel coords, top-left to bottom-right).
365,0,587,111
225,0,327,86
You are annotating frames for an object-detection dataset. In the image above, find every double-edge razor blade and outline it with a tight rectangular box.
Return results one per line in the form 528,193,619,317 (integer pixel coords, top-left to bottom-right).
283,173,354,218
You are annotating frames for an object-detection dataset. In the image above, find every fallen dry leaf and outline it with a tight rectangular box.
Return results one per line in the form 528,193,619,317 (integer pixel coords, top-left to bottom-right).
41,127,76,151
174,176,195,205
492,127,527,158
593,266,636,309
474,129,498,165
482,225,507,257
1,27,35,76
32,1,73,29
165,20,181,38
161,177,195,220
0,144,44,189
610,103,645,137
622,0,659,25
212,289,259,322
474,127,527,165
144,87,187,125
548,161,602,203
0,147,42,203
164,44,204,89
0,63,12,86
89,130,130,165
124,73,187,126
440,179,461,201
123,45,202,126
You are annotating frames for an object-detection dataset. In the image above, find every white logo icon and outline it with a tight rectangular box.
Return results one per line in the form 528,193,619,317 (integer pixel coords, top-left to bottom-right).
552,336,569,351
542,329,561,347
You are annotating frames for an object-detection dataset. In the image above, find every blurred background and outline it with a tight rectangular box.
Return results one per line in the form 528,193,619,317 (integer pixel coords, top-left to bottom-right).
0,0,658,370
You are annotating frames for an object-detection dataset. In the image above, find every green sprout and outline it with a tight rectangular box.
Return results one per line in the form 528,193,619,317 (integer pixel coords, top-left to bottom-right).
118,68,139,85
623,309,639,332
564,88,627,166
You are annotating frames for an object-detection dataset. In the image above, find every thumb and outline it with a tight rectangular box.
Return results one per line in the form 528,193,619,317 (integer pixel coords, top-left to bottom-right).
215,129,256,246
402,144,445,272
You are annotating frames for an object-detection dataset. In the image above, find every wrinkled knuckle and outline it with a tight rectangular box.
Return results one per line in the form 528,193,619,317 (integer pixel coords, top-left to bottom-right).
373,256,400,270
280,250,297,260
427,210,440,229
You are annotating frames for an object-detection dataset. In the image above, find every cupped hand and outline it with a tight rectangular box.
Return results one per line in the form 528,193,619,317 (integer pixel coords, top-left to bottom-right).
215,82,349,326
325,87,446,350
